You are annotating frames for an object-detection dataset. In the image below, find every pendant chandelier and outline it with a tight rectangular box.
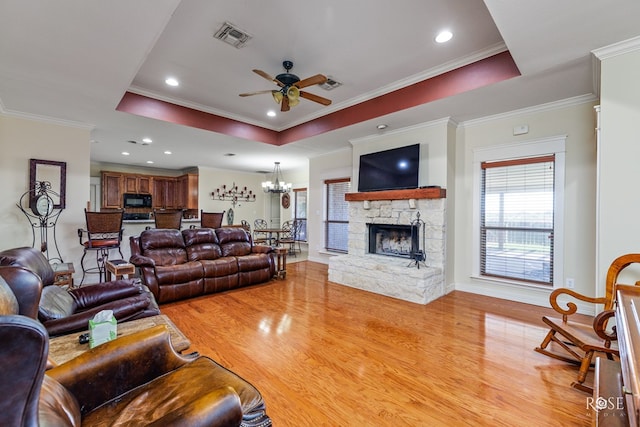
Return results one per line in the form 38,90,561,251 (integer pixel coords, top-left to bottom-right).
261,162,292,194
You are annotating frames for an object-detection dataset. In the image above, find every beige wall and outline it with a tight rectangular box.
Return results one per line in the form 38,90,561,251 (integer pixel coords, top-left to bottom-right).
0,114,91,281
596,45,640,294
453,100,597,309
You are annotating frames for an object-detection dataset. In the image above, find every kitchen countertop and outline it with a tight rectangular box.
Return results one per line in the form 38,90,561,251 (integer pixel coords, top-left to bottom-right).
123,218,201,224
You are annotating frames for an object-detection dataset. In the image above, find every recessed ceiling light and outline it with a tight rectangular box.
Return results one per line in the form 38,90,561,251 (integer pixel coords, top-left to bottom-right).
146,160,154,164
377,124,388,130
142,137,152,143
224,153,236,157
165,77,179,87
435,30,453,43
267,110,276,117
164,151,172,155
121,151,130,156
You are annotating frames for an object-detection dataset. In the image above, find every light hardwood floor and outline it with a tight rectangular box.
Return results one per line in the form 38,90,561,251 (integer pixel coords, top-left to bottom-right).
161,261,595,426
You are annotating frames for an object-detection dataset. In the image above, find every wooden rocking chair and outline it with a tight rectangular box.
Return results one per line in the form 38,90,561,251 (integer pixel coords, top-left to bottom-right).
535,253,640,393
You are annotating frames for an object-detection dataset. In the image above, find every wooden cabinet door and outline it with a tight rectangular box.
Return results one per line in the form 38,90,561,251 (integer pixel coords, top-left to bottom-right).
177,174,198,209
138,176,152,194
124,175,138,194
152,177,178,209
165,178,177,209
101,172,123,209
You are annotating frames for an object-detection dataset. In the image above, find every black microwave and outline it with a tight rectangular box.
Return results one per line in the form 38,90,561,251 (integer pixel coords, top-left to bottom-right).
123,193,152,208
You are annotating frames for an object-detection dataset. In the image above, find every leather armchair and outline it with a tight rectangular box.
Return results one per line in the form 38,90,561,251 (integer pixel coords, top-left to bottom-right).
0,247,160,337
1,314,244,426
0,267,272,426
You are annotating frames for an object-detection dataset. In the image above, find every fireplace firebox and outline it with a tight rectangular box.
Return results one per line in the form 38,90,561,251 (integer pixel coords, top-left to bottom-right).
368,223,418,258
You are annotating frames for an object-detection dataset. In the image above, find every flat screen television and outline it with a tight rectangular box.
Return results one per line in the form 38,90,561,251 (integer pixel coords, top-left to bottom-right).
357,144,420,192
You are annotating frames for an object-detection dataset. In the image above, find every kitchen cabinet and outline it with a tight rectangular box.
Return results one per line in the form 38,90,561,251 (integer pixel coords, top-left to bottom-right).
124,175,152,194
101,172,123,209
101,171,198,210
176,174,198,209
152,177,178,209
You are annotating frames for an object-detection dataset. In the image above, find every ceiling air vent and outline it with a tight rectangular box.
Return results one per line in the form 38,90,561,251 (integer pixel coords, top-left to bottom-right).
320,76,342,91
213,22,252,48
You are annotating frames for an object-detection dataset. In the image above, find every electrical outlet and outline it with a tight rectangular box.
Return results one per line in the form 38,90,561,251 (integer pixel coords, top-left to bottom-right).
565,278,575,289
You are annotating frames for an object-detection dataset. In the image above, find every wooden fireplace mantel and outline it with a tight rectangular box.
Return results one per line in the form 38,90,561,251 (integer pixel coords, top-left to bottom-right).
345,187,446,201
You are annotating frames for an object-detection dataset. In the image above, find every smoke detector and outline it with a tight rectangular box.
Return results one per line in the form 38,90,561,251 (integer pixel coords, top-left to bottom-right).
213,22,252,48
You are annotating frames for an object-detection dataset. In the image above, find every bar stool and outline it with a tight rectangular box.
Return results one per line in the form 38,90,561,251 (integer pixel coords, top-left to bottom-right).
77,209,124,285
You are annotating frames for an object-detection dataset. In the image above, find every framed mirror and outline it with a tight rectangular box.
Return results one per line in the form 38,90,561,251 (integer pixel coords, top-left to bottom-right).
29,159,66,209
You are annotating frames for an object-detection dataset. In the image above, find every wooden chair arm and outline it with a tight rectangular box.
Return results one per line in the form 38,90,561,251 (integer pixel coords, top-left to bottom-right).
593,309,618,342
548,288,607,320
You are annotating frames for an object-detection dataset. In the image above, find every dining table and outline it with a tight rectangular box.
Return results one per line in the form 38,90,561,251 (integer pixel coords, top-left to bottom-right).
259,228,285,246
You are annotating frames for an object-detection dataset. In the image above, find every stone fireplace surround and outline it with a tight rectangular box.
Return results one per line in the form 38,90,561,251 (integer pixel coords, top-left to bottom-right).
328,188,450,304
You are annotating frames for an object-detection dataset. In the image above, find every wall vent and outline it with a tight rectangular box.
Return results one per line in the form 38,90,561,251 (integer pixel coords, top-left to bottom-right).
320,76,342,91
213,22,252,48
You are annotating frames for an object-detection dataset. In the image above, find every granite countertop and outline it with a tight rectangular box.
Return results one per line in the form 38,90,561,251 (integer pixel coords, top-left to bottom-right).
123,218,201,224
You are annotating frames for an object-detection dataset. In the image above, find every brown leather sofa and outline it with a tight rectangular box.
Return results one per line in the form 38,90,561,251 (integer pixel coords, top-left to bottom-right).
0,247,160,336
0,267,272,426
130,227,275,304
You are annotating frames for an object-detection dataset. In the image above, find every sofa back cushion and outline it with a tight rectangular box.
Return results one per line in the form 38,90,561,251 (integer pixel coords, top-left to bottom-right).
182,228,222,261
138,229,188,266
0,247,55,286
216,228,252,257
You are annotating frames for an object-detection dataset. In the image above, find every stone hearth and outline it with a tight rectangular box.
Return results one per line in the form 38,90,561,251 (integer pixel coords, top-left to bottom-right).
328,188,450,304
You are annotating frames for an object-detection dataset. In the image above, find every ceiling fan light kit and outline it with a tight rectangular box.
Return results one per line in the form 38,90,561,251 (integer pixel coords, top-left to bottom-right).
240,60,333,112
262,162,292,193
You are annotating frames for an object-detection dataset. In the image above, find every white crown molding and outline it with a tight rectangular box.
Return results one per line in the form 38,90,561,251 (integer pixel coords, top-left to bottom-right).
0,101,94,130
460,94,597,128
592,35,640,60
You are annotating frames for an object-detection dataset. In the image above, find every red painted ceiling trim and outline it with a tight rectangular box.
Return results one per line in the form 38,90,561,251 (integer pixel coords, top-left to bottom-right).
279,51,520,144
116,92,279,145
116,51,520,146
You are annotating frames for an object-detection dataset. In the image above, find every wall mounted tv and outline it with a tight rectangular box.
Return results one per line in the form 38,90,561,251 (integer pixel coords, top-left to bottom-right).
357,144,420,192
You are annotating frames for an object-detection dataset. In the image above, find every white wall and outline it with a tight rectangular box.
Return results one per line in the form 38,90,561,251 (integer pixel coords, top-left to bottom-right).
0,114,91,282
453,99,597,310
596,43,640,294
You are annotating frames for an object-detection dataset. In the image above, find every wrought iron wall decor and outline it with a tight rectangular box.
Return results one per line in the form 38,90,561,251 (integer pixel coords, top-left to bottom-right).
17,180,64,262
211,182,256,208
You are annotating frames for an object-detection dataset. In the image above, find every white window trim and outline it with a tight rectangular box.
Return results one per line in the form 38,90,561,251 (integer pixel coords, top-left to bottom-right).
472,135,566,289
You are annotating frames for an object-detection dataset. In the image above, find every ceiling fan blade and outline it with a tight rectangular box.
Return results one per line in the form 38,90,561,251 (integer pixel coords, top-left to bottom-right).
239,90,275,97
299,91,332,106
281,95,290,112
294,74,327,89
253,69,285,87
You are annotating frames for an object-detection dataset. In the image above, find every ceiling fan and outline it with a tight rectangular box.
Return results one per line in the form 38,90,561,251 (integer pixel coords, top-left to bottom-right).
239,60,332,112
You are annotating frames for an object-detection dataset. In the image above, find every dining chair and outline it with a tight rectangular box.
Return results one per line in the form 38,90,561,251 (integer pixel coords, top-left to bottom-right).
279,220,299,256
77,209,124,285
253,219,270,245
153,209,184,230
200,210,225,229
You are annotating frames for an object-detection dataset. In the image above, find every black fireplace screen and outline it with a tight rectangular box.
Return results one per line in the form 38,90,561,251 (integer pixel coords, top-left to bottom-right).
368,224,419,258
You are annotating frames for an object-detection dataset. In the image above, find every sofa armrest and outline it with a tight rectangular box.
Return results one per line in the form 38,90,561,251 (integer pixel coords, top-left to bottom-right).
47,325,191,414
129,254,156,267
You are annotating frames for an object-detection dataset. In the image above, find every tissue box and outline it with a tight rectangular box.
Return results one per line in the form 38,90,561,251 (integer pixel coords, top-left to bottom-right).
89,310,117,348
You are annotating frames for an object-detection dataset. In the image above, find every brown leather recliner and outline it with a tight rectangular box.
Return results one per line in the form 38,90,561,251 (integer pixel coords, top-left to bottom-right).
0,247,160,336
0,266,272,427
